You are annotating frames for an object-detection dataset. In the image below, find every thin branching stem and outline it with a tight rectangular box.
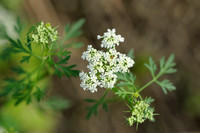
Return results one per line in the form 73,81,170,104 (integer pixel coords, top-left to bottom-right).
137,71,163,93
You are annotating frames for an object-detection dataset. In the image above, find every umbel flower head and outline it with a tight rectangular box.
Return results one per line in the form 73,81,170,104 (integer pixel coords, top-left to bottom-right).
127,99,155,126
80,29,134,93
32,22,58,45
97,29,124,49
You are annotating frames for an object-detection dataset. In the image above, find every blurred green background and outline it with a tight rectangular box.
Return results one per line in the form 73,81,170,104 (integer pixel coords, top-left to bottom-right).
0,0,200,133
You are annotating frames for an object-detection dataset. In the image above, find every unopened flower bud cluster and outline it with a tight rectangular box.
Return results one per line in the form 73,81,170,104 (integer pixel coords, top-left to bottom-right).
80,29,134,93
32,22,58,45
127,100,154,126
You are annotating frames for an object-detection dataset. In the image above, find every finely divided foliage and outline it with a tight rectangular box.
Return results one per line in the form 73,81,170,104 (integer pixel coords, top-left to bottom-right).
0,19,85,105
81,29,177,128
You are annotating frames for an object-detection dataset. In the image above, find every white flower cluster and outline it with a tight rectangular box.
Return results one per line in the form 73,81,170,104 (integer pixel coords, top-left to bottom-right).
80,29,134,93
32,22,58,45
127,100,154,126
97,29,124,49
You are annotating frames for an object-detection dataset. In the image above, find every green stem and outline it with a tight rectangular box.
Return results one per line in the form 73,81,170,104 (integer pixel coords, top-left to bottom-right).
132,84,138,91
30,53,43,60
137,72,163,93
36,59,46,82
21,67,39,81
97,89,109,105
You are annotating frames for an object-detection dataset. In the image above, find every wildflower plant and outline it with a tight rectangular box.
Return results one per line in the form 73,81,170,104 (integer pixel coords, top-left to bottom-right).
0,18,85,105
80,29,177,128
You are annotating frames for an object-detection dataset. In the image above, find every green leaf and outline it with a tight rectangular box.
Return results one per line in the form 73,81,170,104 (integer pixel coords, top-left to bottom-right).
57,55,70,64
11,66,25,74
116,72,136,88
85,98,97,103
85,90,109,119
27,25,36,35
144,57,157,77
14,17,24,34
0,23,8,39
160,54,177,74
86,106,97,119
165,68,177,74
0,47,13,59
115,87,127,99
159,57,165,69
14,95,27,105
145,97,155,104
20,55,31,63
165,54,175,68
102,102,108,112
63,65,79,77
156,80,176,94
116,82,132,87
64,18,85,40
0,86,13,97
33,87,46,102
54,67,62,78
7,37,20,48
58,48,71,56
116,72,126,80
17,39,23,48
26,36,32,51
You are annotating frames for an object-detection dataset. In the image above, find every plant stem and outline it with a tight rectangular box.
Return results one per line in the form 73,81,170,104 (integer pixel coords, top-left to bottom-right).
137,72,163,93
97,89,109,105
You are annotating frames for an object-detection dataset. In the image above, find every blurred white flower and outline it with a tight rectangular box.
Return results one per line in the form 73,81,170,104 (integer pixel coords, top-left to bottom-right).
32,22,58,45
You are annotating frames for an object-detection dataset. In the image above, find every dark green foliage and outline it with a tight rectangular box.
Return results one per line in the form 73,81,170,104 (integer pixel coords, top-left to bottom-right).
0,47,13,59
49,48,79,78
0,24,8,39
26,35,32,51
0,35,33,61
0,18,84,105
20,55,31,63
0,79,34,105
34,87,46,102
14,17,24,35
11,66,25,74
85,90,109,119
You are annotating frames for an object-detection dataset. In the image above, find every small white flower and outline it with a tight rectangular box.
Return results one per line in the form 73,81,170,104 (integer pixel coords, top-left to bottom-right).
127,100,154,125
79,71,99,93
97,28,124,49
80,29,134,93
32,22,58,45
99,72,117,88
97,35,101,39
